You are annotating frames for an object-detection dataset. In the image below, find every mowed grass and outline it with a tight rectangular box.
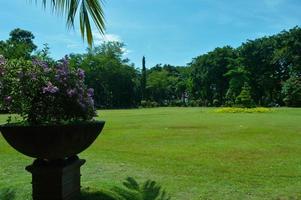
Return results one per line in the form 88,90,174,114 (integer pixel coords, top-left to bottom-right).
1,108,301,200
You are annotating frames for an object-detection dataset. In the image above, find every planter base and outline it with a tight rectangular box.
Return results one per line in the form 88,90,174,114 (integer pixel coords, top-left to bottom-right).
26,156,85,200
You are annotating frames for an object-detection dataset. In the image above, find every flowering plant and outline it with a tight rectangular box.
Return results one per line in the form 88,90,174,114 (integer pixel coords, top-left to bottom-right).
0,55,96,125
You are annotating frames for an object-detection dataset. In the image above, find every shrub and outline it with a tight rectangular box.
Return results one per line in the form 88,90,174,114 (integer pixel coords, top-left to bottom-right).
169,100,184,107
150,101,159,107
187,100,198,107
235,82,255,108
140,101,160,108
215,107,272,113
0,56,96,125
212,99,220,107
140,100,148,108
225,88,236,107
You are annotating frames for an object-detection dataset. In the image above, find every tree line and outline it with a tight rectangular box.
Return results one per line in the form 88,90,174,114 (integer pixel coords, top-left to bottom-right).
1,27,300,108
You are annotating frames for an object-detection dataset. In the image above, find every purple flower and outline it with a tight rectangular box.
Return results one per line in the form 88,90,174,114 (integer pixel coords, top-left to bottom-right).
0,67,4,76
77,68,85,80
67,88,77,97
59,56,69,67
77,86,84,95
56,57,70,79
18,72,24,78
42,82,59,94
0,55,5,66
32,59,49,69
28,72,37,80
87,96,95,107
87,88,94,97
57,67,68,77
78,100,86,110
0,56,5,76
4,96,12,104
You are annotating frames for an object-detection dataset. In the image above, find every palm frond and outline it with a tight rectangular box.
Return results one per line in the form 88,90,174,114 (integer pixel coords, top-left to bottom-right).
31,0,105,46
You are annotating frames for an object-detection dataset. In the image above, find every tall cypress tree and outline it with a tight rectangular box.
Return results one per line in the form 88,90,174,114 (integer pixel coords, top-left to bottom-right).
141,56,147,100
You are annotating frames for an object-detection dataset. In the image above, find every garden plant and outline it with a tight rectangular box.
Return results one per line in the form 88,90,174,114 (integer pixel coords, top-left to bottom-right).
0,55,105,200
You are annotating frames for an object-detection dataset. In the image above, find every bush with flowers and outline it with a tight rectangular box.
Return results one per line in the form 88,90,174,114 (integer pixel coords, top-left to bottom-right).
0,55,96,125
214,107,273,113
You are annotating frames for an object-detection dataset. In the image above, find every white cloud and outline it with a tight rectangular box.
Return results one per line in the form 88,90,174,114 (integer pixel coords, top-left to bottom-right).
92,31,132,56
103,34,121,42
121,47,132,56
93,31,121,45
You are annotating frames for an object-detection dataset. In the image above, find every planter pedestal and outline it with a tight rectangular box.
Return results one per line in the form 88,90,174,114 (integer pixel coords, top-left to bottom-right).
0,121,105,200
26,156,85,200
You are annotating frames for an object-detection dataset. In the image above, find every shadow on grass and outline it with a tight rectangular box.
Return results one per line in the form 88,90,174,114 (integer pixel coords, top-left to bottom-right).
80,177,171,200
0,188,16,200
80,188,123,200
0,177,169,200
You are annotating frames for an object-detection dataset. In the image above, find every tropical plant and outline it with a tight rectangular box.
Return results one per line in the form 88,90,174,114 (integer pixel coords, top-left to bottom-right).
0,55,96,124
32,0,105,46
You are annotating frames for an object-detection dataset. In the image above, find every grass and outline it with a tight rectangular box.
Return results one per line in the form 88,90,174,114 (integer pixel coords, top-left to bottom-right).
1,107,301,200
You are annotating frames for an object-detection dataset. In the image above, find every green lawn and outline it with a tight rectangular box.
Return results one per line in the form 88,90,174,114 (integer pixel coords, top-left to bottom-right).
1,108,301,200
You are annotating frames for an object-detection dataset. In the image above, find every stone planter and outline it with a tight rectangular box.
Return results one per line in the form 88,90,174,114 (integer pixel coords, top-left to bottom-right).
0,121,105,200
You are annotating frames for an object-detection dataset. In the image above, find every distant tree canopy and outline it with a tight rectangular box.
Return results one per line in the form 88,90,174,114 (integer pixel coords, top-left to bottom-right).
1,26,301,108
69,42,140,108
0,28,37,59
189,26,301,107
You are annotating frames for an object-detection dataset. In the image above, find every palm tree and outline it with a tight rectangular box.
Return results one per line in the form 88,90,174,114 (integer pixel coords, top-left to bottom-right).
33,0,105,46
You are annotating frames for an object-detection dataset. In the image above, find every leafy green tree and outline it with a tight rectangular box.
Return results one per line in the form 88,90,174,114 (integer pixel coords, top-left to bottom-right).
235,83,254,108
0,28,37,59
190,46,236,105
34,43,55,63
144,64,190,105
224,58,250,106
70,41,139,108
238,35,283,105
281,75,301,107
147,69,170,104
274,27,301,76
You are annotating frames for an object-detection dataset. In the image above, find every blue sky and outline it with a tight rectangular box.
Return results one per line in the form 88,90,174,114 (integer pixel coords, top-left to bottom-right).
0,0,301,68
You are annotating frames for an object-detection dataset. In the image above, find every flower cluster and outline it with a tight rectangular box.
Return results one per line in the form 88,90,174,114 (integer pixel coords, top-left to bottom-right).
0,55,5,76
42,82,59,94
215,107,272,113
0,56,96,125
